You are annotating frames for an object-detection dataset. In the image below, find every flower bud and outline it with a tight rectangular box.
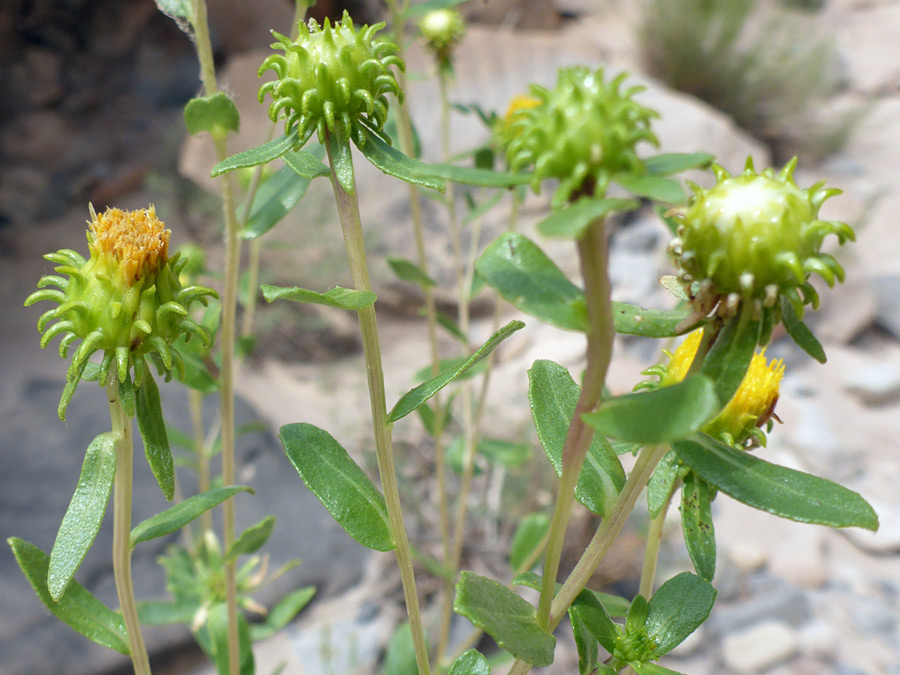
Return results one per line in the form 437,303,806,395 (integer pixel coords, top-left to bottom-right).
418,9,466,64
257,10,404,148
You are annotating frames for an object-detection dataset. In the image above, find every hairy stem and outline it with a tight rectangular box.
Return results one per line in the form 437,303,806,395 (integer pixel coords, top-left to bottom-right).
326,137,431,675
107,376,152,675
536,217,615,628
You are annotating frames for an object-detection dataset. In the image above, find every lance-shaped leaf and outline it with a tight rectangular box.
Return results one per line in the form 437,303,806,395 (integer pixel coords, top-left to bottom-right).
137,600,198,626
448,649,491,675
612,302,702,337
537,197,639,239
281,147,330,179
48,432,119,600
9,537,130,654
528,360,625,516
454,572,556,667
780,295,826,363
644,152,714,176
476,232,587,331
136,370,175,501
261,284,376,310
388,257,436,288
250,586,316,641
357,126,446,191
700,314,760,405
211,130,300,176
681,473,716,581
583,375,719,444
673,434,879,530
383,622,419,675
204,602,254,675
388,320,525,422
241,164,314,239
570,587,620,656
184,93,240,136
279,423,395,551
615,175,685,203
509,513,550,572
328,132,356,194
645,572,717,656
131,486,252,547
226,515,276,562
647,450,679,518
418,163,531,189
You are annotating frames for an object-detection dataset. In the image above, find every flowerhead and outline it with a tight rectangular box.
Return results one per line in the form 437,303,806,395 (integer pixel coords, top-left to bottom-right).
257,11,404,148
667,157,854,321
25,205,217,419
506,66,658,206
418,9,466,64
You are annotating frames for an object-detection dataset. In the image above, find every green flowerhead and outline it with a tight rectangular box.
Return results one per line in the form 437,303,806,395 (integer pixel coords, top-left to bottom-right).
418,9,466,64
668,158,854,318
25,205,217,419
257,10,404,148
506,66,659,206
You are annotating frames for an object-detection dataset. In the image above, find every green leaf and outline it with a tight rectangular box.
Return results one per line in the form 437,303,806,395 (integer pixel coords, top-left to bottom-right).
279,423,395,551
681,473,716,582
454,572,556,667
387,257,436,288
583,375,719,444
413,356,488,383
261,284,376,310
328,133,355,195
184,93,240,136
509,513,550,572
780,296,826,363
383,622,419,675
537,198,639,239
48,432,118,600
136,371,175,501
615,175,685,203
206,603,255,675
416,399,452,437
177,344,218,393
647,450,679,519
241,165,312,239
569,605,600,675
570,589,620,655
402,0,470,20
634,663,687,675
419,163,531,189
388,320,525,422
673,434,879,530
153,0,193,23
8,537,130,654
643,153,714,176
357,127,446,191
250,586,316,641
226,515,276,562
700,314,760,405
433,310,467,343
476,233,587,331
118,374,136,418
645,572,717,656
612,302,701,337
211,130,299,177
626,594,650,634
59,354,90,421
512,572,628,618
281,147,330,179
131,486,252,547
137,600,198,626
446,437,529,476
528,360,626,516
448,649,491,675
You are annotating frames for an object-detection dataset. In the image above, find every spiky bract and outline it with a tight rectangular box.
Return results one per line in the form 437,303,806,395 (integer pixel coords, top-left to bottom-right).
668,158,854,321
25,206,217,419
257,11,404,148
506,66,659,206
418,9,466,63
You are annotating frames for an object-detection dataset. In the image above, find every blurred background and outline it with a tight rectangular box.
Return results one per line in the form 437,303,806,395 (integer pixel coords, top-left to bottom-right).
2,0,900,673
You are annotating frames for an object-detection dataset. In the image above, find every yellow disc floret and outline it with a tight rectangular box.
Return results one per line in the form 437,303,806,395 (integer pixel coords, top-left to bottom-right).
25,205,218,420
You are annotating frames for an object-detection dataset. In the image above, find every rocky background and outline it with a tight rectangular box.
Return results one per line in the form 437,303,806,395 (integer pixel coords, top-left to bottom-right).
1,0,899,674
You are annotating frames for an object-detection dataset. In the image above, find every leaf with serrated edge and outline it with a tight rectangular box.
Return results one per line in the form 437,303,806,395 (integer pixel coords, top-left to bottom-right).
388,321,524,422
645,572,716,656
280,423,395,551
49,432,118,600
9,537,130,654
583,375,719,444
131,486,252,547
529,360,625,515
261,285,376,310
454,572,555,667
673,434,879,530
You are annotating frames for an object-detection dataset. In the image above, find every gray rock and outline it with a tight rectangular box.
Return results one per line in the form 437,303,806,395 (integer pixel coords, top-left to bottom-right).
721,621,799,674
842,361,900,405
707,581,811,638
871,276,900,340
848,594,898,638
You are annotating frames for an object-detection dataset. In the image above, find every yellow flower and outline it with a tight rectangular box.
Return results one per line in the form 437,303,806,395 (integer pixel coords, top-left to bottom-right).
663,329,784,446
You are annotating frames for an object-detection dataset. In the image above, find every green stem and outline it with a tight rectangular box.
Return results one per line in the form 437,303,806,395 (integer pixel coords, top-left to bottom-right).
191,1,241,672
638,481,677,598
189,389,212,535
536,217,615,628
107,376,152,675
325,137,431,675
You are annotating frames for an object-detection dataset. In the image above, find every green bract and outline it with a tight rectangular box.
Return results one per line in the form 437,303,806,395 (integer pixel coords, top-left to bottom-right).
506,66,659,205
257,11,404,148
25,206,217,418
668,158,854,318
